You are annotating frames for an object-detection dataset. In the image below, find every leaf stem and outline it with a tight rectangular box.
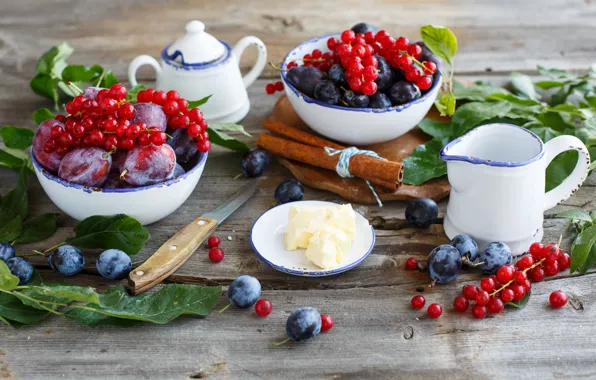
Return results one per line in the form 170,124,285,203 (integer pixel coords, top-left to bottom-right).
0,289,63,316
218,302,232,313
36,241,65,256
0,316,11,326
95,69,106,87
65,81,84,95
272,337,291,347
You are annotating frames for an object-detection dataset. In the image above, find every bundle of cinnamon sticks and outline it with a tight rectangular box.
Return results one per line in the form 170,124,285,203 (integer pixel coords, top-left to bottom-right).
257,118,404,191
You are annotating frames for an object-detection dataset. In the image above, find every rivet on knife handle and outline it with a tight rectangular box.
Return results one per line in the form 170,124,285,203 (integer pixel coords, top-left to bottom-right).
127,217,218,295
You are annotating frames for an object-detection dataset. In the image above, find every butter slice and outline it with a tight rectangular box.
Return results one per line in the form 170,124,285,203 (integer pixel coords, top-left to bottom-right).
285,205,330,250
305,226,350,270
328,204,356,239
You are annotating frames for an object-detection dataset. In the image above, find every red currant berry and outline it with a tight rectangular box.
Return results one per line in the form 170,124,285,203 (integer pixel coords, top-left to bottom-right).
163,99,180,116
395,37,409,51
405,257,418,270
500,288,515,302
118,103,136,120
72,95,85,110
327,37,338,50
529,242,544,258
364,31,375,43
543,259,560,277
321,314,334,332
65,102,77,115
138,133,151,146
336,43,352,58
362,55,378,68
406,44,422,59
104,135,119,151
208,247,224,263
397,55,412,70
197,139,211,153
348,77,363,91
352,45,366,58
286,61,298,69
521,279,532,293
549,290,568,308
176,99,189,113
405,68,421,82
187,108,204,123
341,30,356,44
82,117,95,129
453,296,469,312
411,295,425,310
119,138,135,150
58,132,74,146
265,83,275,94
311,49,322,59
530,266,545,282
108,84,127,100
496,264,515,283
137,90,150,103
362,66,379,82
89,129,104,145
558,253,571,271
116,125,129,138
165,90,180,101
416,76,433,90
480,277,495,293
253,299,272,317
50,126,64,139
150,132,167,146
462,284,479,300
188,123,202,138
56,146,69,156
55,115,67,123
510,284,526,301
361,81,378,96
274,81,284,92
44,139,57,153
207,236,221,248
374,30,389,42
475,290,490,306
515,255,534,270
514,270,528,283
472,305,487,319
487,297,504,314
542,242,560,257
422,61,438,75
152,90,167,105
127,124,142,139
427,303,442,319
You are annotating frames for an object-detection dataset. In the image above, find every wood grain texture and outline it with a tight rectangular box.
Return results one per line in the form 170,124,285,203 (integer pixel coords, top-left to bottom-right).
2,0,596,378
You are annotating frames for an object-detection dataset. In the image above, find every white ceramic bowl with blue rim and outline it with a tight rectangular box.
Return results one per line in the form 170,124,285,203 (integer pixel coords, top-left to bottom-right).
281,33,442,145
250,200,375,276
31,151,208,226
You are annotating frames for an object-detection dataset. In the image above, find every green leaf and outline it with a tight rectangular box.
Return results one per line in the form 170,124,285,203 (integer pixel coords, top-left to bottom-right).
528,126,560,142
549,87,571,106
209,123,251,137
434,92,456,116
35,42,73,76
0,126,34,149
536,112,575,132
188,95,212,109
556,210,593,223
126,85,146,102
537,65,577,80
578,244,596,274
417,119,453,139
451,101,512,136
1,166,28,221
402,138,447,185
0,149,27,170
0,292,49,326
64,284,222,326
66,214,150,255
534,80,565,90
61,64,102,83
570,225,596,272
30,74,59,107
505,291,531,309
546,150,578,191
419,25,457,65
99,71,119,88
510,72,540,101
32,108,55,125
0,261,20,291
13,213,60,244
0,216,23,243
453,82,508,101
207,127,250,152
20,284,100,305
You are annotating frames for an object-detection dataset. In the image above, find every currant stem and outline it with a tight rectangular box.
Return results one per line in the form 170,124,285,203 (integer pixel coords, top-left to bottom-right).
268,61,286,72
65,81,84,95
218,302,232,313
95,69,106,87
489,257,546,297
272,337,291,347
36,241,65,256
120,169,129,180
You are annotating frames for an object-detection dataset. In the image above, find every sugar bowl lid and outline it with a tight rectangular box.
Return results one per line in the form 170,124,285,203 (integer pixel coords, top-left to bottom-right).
164,20,227,66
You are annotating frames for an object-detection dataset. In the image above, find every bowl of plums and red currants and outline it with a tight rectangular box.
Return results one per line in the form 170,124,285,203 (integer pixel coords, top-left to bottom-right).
31,84,211,225
280,23,442,145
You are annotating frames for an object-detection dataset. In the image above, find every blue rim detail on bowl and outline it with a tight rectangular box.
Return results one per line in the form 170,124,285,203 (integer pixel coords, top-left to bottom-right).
161,40,232,70
280,33,442,113
30,149,208,193
440,123,545,167
249,201,376,277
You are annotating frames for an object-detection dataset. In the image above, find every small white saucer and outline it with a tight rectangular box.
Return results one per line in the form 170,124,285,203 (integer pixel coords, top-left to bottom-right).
250,200,375,277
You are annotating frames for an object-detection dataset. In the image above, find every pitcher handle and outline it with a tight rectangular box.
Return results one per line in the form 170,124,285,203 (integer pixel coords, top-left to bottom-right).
232,36,267,88
128,55,162,87
543,135,590,211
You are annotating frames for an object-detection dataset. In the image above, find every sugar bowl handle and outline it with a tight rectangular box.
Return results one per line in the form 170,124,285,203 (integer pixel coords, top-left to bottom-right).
233,36,267,88
543,135,591,211
128,55,162,87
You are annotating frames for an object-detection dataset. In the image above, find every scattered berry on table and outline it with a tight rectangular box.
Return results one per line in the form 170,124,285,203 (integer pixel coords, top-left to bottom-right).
0,243,15,262
207,236,221,248
405,257,418,270
453,296,469,312
285,307,322,342
428,245,462,284
405,198,438,228
208,247,225,263
411,295,425,310
320,314,334,332
427,303,442,319
549,291,568,308
274,180,304,204
255,299,273,317
226,275,261,309
6,257,33,285
49,245,85,276
241,148,270,178
96,249,132,280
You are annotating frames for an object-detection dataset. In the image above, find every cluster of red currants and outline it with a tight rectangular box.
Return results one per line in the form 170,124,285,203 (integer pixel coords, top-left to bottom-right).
453,241,570,319
265,81,285,95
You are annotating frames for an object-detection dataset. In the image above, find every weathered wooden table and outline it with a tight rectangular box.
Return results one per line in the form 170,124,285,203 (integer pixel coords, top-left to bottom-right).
2,0,596,378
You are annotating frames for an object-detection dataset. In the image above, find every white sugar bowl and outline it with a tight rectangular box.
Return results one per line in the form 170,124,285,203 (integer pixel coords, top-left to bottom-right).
128,20,267,123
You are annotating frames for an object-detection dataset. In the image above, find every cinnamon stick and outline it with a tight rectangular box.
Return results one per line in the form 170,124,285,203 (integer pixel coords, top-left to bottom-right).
264,119,344,150
257,134,403,191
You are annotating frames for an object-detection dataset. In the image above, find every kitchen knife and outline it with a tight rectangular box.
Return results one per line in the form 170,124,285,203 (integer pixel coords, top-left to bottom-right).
127,180,259,295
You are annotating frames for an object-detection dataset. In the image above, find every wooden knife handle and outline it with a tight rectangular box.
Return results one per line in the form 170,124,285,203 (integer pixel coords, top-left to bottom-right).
127,217,218,295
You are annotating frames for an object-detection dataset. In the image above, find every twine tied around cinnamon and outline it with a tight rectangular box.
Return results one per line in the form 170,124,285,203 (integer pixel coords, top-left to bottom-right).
324,146,386,207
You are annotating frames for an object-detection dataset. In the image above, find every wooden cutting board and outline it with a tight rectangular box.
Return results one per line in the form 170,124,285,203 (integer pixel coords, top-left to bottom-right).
268,95,451,204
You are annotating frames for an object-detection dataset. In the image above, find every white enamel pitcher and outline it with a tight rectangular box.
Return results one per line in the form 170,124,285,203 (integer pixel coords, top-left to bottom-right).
441,123,590,254
128,20,267,123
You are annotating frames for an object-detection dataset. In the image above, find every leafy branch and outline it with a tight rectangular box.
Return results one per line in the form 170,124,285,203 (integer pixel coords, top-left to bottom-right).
556,210,596,273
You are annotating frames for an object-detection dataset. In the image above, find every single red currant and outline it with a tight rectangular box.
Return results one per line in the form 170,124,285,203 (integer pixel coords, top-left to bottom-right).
265,83,275,94
395,37,409,51
89,129,105,145
341,30,356,44
274,81,284,92
475,290,490,306
496,264,515,283
406,44,422,59
405,257,418,270
362,66,379,82
510,284,526,301
348,76,363,91
104,135,119,151
427,303,442,319
362,55,378,68
197,139,211,153
166,90,180,101
50,126,64,139
152,90,167,105
515,255,534,270
138,133,151,146
480,277,495,293
472,305,487,319
254,299,272,317
361,81,378,96
542,243,560,257
163,99,180,116
411,295,425,310
453,296,469,312
55,114,67,123
500,288,515,302
487,297,504,314
374,30,389,42
529,242,544,258
422,61,438,75
321,314,334,332
416,76,433,90
558,253,571,271
521,279,532,293
543,260,560,277
118,103,136,120
150,132,167,146
44,139,57,153
462,284,479,300
397,55,412,70
116,125,129,138
177,99,189,113
530,266,546,282
327,37,338,50
207,236,221,248
514,270,528,283
108,83,127,101
58,132,74,146
119,138,135,150
405,68,421,82
208,247,224,263
549,290,568,308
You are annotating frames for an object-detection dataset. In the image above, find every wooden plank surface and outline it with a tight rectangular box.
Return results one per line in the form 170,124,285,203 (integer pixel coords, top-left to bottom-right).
2,0,596,379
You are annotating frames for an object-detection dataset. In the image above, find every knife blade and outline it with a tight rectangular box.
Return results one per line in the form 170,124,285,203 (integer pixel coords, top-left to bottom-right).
127,180,258,295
